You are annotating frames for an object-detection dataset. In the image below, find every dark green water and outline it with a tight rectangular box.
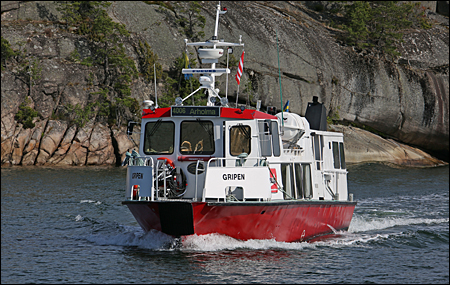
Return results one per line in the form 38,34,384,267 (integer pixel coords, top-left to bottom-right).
1,164,448,283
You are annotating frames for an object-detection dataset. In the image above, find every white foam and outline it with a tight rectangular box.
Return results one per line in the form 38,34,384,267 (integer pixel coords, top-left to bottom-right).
348,215,449,233
85,228,174,250
80,200,101,204
75,214,83,221
80,215,448,252
181,233,316,251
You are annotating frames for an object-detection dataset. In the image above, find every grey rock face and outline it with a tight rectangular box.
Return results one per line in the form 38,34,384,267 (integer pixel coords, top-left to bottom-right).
1,1,448,166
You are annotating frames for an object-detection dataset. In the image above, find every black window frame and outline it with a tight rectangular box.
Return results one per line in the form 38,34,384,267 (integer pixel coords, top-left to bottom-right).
143,120,175,155
180,120,215,155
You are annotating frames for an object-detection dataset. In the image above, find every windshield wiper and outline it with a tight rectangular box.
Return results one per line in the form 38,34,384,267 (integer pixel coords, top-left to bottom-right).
149,119,162,136
197,119,214,149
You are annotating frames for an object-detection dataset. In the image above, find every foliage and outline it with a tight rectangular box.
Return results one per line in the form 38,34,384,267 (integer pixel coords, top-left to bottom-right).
57,1,137,96
66,102,97,127
174,2,206,41
16,57,42,92
160,52,204,107
327,107,340,125
243,79,256,107
1,37,18,69
57,1,139,126
145,1,205,41
335,1,434,57
15,99,40,129
145,1,176,12
135,39,163,83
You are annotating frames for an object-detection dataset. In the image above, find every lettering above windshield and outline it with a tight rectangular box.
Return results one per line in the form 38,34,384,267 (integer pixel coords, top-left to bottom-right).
172,106,220,117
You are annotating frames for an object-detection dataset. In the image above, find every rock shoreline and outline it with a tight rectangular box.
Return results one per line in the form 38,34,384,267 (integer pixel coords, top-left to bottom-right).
1,119,446,168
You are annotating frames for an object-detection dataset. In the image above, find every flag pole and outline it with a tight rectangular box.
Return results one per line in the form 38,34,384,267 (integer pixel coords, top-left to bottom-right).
236,83,240,107
276,29,284,134
154,63,158,108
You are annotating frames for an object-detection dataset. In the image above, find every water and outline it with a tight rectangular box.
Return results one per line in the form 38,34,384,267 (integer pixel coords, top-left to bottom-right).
1,164,448,284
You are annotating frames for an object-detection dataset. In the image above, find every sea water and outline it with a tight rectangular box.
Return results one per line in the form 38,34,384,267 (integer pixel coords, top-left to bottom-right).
1,163,448,283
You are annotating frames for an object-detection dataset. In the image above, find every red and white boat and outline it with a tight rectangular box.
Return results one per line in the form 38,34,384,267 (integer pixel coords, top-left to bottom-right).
122,2,356,243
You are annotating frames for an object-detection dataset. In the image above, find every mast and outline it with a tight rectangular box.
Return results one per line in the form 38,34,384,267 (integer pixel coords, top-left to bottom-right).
180,2,243,107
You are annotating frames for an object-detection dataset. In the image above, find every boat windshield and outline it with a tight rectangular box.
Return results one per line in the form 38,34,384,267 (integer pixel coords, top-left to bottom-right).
180,120,215,155
144,120,175,154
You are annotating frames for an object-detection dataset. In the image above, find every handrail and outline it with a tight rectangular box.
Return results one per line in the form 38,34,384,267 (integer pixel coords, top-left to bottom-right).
128,155,154,166
194,160,202,201
206,157,268,168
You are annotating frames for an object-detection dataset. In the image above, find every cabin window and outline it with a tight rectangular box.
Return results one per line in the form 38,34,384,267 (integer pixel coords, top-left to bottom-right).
339,142,346,169
229,125,251,156
332,141,340,169
271,121,281,157
302,164,312,198
294,163,303,199
258,120,272,156
312,134,323,170
144,120,175,155
180,120,215,155
257,120,281,157
331,141,346,169
291,163,312,199
281,163,295,199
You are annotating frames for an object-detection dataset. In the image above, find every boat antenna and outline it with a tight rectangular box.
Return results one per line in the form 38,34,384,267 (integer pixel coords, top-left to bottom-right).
276,29,284,134
225,47,229,99
154,63,158,108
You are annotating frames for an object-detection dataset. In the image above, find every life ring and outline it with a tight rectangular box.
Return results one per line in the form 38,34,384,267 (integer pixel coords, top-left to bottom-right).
157,157,175,169
156,157,187,198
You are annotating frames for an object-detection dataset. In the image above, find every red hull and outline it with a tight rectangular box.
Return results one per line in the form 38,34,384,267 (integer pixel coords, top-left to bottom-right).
123,200,356,242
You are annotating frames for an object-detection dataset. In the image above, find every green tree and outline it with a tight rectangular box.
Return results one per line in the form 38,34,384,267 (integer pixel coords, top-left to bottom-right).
15,99,40,129
1,37,18,69
339,1,431,57
342,1,371,48
57,1,139,126
160,52,203,107
174,2,206,41
135,39,163,83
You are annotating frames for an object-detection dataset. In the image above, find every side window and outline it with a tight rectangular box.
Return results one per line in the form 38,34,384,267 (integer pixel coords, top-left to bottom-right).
271,121,281,157
294,163,303,199
332,141,340,169
180,120,215,155
229,125,251,156
144,120,175,155
302,164,312,199
258,120,272,157
281,163,295,199
339,142,346,169
313,134,323,170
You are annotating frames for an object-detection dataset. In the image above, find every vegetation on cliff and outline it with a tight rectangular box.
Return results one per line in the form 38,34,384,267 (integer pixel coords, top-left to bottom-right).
329,1,433,57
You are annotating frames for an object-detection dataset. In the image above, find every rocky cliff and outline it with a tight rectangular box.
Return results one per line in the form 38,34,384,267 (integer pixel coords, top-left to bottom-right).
1,1,448,167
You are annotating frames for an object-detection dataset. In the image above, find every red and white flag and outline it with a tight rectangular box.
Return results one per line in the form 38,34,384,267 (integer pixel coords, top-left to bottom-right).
235,50,245,85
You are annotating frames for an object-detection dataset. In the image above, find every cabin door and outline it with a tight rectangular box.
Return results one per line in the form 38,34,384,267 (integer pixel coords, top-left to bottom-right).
224,121,255,159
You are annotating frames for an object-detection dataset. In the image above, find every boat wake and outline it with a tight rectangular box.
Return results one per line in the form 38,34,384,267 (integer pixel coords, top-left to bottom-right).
348,214,449,233
76,212,448,252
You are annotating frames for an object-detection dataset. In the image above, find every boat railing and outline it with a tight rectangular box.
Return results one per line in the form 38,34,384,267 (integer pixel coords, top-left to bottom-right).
205,157,268,168
127,156,153,166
